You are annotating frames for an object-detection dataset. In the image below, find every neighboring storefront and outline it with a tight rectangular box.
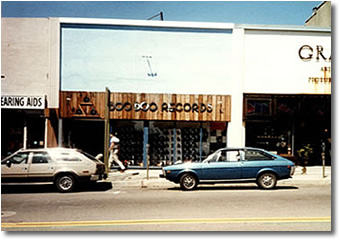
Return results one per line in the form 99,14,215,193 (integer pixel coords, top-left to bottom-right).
1,18,59,158
1,95,46,157
242,26,331,165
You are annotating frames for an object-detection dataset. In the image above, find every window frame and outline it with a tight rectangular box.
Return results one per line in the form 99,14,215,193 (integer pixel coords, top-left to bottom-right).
31,151,52,164
1,151,30,165
244,149,275,161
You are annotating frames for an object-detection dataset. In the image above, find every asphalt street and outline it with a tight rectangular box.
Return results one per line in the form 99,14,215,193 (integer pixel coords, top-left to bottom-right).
1,181,332,231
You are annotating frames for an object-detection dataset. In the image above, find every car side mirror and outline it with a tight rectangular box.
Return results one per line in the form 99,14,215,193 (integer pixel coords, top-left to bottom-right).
6,160,12,168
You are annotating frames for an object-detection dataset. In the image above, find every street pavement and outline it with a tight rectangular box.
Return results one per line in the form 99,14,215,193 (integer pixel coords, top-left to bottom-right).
2,166,332,231
105,166,332,190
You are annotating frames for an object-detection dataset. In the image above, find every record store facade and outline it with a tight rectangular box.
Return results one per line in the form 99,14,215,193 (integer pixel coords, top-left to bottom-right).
1,18,331,166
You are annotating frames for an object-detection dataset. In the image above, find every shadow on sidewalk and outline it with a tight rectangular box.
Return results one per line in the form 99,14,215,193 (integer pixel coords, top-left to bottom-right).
165,185,299,191
1,182,113,194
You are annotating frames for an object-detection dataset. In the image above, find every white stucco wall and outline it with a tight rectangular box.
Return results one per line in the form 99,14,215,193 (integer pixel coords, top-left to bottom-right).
60,23,234,95
1,18,60,108
243,29,331,95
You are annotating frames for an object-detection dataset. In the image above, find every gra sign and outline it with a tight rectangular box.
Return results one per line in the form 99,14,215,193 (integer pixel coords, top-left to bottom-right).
298,45,331,86
298,45,331,62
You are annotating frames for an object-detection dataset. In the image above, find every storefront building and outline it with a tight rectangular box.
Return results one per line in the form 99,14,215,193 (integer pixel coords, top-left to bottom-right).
242,25,331,165
57,19,235,167
1,18,59,158
1,18,331,166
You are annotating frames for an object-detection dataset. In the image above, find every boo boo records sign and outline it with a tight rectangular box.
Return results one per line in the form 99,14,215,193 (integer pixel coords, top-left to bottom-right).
109,101,213,113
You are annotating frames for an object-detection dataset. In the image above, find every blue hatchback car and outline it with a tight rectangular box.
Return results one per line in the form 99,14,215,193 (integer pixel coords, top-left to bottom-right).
160,147,295,190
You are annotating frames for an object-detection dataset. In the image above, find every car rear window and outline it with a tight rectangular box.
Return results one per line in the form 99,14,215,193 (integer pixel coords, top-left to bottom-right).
244,150,274,161
78,150,101,163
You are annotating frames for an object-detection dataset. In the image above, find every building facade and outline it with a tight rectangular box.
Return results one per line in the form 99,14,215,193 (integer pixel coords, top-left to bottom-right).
305,1,331,27
1,17,331,166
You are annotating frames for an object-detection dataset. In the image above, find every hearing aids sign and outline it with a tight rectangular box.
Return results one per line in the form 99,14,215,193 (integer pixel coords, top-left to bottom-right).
1,95,45,109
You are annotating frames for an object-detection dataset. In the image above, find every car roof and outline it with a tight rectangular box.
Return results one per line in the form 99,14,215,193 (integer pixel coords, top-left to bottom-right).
15,148,79,153
217,147,266,151
20,147,76,151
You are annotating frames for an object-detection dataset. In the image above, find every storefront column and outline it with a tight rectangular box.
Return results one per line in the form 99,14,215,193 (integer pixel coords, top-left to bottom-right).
23,120,27,149
58,118,63,147
44,118,48,148
143,121,149,167
228,27,246,147
199,122,203,161
172,126,176,164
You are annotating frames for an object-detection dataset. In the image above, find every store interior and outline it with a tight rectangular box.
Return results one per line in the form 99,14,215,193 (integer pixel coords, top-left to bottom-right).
244,94,331,165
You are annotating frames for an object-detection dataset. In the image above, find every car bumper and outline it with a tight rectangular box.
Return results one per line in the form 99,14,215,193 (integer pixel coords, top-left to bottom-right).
90,173,106,181
159,174,165,178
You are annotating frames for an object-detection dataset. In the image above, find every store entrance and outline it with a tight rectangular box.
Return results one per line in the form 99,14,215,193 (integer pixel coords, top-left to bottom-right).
244,94,331,166
1,109,45,158
63,119,105,157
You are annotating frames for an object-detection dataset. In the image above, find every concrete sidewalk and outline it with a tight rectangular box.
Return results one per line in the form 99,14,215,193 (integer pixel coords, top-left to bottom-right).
104,166,332,190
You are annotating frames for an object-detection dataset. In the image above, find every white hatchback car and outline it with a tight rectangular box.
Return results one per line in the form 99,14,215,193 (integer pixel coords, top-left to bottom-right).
1,148,106,192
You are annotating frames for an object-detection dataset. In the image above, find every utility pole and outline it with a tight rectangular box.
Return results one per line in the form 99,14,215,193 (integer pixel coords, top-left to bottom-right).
321,141,326,178
104,87,111,176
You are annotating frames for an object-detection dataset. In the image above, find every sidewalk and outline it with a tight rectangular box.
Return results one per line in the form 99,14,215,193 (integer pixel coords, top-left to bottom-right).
104,166,332,190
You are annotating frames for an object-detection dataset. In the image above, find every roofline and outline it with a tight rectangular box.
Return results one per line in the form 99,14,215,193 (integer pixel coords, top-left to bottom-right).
58,17,235,30
3,17,330,33
235,23,331,33
58,17,330,33
305,1,328,24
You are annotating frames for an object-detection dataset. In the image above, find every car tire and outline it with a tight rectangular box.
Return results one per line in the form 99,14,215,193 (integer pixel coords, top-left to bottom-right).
257,172,277,189
55,174,76,193
179,173,198,191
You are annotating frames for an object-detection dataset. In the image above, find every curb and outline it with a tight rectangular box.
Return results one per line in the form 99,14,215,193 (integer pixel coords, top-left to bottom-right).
105,168,332,190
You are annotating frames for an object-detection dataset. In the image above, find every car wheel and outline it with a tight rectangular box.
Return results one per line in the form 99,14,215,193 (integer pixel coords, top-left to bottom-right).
55,175,76,193
180,173,198,191
257,172,277,189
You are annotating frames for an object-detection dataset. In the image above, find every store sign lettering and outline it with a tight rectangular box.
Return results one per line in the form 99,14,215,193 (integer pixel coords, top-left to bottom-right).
109,102,213,113
309,66,331,83
298,45,331,62
1,95,45,109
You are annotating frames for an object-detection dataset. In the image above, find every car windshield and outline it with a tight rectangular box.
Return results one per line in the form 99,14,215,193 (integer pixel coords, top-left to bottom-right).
1,149,23,162
1,151,29,164
202,152,217,163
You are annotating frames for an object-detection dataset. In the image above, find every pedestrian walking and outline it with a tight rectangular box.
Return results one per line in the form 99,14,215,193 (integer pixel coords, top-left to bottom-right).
109,133,126,172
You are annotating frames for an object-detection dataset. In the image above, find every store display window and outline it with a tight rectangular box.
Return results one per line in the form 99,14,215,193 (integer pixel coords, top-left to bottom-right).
244,94,331,165
110,120,227,168
111,121,144,167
